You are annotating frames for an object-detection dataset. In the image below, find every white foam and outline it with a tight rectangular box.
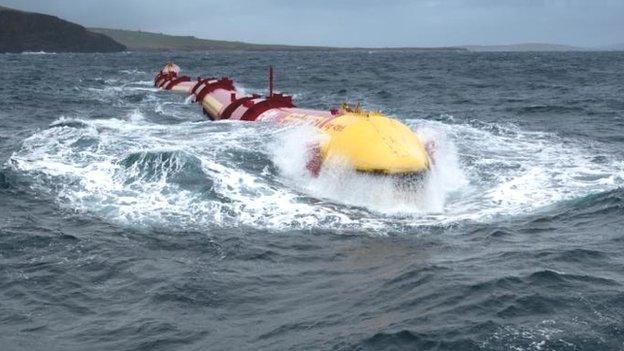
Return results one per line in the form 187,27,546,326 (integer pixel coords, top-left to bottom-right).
7,111,624,232
404,118,624,223
267,123,469,216
120,69,147,75
8,118,377,231
127,109,145,122
21,51,56,55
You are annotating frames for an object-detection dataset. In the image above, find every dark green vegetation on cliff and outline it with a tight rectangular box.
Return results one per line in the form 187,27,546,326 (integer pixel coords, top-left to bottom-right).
89,27,329,52
0,5,126,53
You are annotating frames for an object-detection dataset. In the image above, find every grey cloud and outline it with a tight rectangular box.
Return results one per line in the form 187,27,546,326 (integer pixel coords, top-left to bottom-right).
2,0,622,47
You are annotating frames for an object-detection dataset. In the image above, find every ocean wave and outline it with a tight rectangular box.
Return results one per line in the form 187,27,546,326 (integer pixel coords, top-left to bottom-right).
7,108,624,233
21,51,57,55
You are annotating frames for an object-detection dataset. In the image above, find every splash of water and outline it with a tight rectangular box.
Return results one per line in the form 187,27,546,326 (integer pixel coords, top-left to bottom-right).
7,107,624,232
269,124,468,215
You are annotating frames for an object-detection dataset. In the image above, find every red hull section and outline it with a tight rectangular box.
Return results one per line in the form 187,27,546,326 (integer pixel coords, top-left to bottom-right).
154,68,337,125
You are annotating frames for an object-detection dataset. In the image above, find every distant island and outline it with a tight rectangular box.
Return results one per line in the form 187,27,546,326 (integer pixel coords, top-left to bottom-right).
602,43,624,51
462,43,586,52
0,5,125,53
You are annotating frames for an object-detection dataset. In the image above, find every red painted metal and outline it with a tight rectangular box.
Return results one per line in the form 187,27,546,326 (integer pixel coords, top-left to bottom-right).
156,74,176,88
220,94,260,120
194,78,235,103
190,78,217,95
164,76,191,90
305,144,322,176
154,73,167,87
154,66,337,124
154,72,164,85
240,94,295,121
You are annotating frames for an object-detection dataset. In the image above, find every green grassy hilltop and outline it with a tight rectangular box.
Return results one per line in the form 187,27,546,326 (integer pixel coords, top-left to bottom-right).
88,28,468,52
88,28,331,51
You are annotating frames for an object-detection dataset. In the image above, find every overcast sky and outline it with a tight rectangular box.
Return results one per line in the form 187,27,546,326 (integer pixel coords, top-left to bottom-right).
4,0,623,47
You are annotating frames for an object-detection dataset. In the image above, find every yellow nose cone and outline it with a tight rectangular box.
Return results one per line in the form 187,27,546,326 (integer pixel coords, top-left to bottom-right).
319,113,429,174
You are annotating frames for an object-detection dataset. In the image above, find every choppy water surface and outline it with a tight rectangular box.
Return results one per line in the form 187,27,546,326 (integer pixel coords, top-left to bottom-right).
1,51,624,350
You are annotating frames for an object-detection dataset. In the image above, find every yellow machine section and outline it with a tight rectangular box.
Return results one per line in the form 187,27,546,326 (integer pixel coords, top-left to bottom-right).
201,96,224,117
317,112,430,174
170,82,195,93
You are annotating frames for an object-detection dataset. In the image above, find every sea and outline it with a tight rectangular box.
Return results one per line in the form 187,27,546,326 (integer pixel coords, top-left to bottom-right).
1,50,624,351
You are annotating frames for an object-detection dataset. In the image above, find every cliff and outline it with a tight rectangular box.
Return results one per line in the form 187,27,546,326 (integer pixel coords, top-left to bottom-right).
0,6,126,53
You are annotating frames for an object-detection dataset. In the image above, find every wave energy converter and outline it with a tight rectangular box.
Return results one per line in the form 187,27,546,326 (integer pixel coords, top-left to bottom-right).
154,62,432,178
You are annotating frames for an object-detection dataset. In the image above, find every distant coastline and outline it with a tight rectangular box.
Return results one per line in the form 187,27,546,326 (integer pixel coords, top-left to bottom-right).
462,43,587,52
88,28,467,52
90,28,617,53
